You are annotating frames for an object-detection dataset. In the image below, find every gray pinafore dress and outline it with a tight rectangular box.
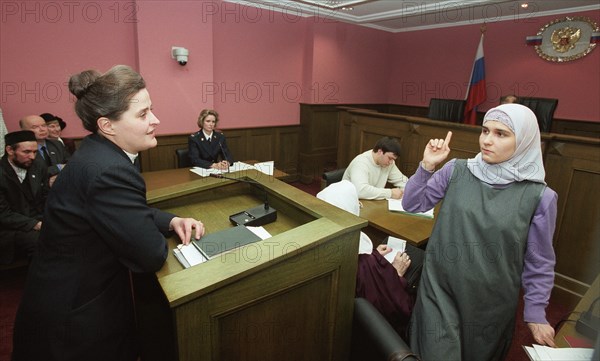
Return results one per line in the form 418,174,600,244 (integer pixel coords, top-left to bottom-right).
409,160,544,361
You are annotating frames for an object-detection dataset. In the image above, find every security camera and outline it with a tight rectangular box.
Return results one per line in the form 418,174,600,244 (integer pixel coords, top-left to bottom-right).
171,47,189,66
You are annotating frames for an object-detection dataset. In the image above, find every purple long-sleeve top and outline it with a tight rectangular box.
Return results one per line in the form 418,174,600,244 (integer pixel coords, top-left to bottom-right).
402,159,557,324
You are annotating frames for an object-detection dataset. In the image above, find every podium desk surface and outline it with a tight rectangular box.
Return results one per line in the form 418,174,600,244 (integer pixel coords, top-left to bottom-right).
360,199,434,247
138,167,367,361
142,167,367,304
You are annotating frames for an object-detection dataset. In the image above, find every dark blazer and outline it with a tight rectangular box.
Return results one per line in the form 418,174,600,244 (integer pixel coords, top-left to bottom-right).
0,156,48,264
188,130,234,169
37,138,71,176
63,138,76,154
13,134,173,361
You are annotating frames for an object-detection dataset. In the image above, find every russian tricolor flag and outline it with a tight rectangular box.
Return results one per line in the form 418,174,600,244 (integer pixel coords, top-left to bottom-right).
591,32,600,44
464,34,487,125
526,35,543,46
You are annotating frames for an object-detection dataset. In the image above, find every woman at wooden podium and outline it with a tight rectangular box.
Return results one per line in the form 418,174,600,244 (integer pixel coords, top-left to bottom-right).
12,65,205,361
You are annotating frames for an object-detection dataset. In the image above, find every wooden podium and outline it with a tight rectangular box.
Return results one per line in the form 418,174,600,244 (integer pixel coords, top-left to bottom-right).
136,168,367,361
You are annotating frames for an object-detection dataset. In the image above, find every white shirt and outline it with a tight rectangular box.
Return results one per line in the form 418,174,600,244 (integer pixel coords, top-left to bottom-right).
342,150,407,200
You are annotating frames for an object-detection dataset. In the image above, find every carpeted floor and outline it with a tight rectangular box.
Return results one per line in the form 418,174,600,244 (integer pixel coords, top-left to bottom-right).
0,179,572,361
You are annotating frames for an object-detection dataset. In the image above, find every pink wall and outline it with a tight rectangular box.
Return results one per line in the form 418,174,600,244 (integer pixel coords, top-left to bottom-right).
389,10,600,121
211,3,308,128
136,1,215,135
1,1,598,140
309,20,391,104
0,0,138,137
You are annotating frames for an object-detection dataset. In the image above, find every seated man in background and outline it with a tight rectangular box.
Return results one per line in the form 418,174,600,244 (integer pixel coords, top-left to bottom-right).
19,114,70,180
343,136,407,200
0,131,49,264
40,113,76,155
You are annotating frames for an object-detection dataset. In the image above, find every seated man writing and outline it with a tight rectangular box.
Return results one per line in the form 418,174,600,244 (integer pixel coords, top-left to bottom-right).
342,136,407,200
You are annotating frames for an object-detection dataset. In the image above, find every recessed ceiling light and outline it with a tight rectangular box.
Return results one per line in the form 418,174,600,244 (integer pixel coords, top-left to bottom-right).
521,3,529,9
341,6,354,11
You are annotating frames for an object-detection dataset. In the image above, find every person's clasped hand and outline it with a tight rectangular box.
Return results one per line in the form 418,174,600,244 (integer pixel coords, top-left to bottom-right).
169,217,205,245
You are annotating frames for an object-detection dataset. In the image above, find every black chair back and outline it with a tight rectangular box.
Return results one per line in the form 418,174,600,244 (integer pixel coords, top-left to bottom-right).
518,97,558,133
175,148,191,168
322,168,346,187
427,98,466,123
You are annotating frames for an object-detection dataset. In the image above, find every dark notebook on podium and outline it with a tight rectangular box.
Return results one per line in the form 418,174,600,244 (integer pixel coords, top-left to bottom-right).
192,225,262,259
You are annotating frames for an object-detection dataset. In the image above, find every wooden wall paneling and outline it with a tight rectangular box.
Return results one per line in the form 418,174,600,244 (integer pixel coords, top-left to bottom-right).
247,128,276,163
299,104,341,182
276,127,300,177
138,126,300,174
544,137,600,302
140,134,189,171
222,129,247,165
337,109,354,168
552,119,600,138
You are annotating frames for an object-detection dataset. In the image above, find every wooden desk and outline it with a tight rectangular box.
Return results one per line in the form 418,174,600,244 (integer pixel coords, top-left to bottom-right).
359,200,434,247
555,274,600,348
137,168,367,361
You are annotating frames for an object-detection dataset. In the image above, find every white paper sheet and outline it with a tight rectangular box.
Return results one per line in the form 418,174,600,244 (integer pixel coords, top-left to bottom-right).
383,236,407,263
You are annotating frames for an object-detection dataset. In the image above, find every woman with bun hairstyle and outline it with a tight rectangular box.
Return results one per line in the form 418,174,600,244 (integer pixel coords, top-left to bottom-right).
12,65,205,360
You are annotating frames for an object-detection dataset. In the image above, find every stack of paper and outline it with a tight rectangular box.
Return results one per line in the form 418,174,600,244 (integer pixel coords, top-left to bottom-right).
523,344,594,361
387,199,434,218
173,226,272,268
190,161,275,177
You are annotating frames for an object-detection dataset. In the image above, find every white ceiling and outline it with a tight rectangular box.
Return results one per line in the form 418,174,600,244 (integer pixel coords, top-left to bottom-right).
223,0,600,32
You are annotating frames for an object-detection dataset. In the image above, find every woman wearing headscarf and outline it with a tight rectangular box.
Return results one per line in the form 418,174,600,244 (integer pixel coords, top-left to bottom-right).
13,65,205,360
403,104,557,360
317,180,415,337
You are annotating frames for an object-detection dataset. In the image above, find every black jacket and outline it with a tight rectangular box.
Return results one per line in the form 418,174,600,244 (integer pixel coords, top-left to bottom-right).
13,134,173,361
37,138,71,176
188,130,234,168
0,155,48,264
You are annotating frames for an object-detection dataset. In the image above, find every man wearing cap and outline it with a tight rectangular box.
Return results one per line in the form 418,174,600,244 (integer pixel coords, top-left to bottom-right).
0,130,49,264
40,112,76,155
19,114,70,177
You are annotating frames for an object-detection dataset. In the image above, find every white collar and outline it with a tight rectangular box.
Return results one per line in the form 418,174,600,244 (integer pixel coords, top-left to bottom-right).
203,131,213,140
122,150,138,164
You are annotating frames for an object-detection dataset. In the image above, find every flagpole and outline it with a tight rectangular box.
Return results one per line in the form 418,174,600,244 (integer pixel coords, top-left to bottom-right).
463,24,487,124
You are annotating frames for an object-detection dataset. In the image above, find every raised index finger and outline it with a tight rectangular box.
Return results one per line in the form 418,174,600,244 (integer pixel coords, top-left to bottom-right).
444,131,453,146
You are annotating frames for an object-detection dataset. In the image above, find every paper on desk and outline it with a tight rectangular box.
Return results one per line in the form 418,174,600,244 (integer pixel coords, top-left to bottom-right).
175,243,207,268
246,226,272,240
191,161,275,177
190,167,220,177
387,199,434,218
253,161,274,176
383,236,407,263
229,162,256,172
523,344,594,361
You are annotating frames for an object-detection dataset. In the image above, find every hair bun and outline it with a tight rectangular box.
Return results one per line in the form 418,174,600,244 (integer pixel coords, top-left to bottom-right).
68,70,101,99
